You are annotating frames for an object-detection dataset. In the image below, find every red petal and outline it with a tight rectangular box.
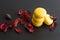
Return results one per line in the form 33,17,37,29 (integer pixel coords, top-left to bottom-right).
27,23,33,28
13,18,21,27
24,23,34,33
49,23,55,30
24,11,30,20
29,29,34,32
14,28,22,33
54,21,57,26
0,24,6,30
3,27,8,32
50,15,57,21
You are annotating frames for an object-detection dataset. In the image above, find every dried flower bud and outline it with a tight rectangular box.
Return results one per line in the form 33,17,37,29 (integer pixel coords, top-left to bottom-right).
18,9,23,15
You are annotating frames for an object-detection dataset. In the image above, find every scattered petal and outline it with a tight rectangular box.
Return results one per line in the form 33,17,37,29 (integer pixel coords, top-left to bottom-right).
24,11,30,20
3,27,8,32
54,21,57,26
13,18,21,27
49,21,57,31
24,23,34,33
14,27,22,33
0,24,6,30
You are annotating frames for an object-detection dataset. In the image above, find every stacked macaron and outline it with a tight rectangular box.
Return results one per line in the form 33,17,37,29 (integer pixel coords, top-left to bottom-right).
32,7,53,27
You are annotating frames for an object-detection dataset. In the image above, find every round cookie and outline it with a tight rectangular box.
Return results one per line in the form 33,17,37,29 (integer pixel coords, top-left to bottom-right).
32,14,44,22
34,7,47,18
32,18,44,27
44,14,53,25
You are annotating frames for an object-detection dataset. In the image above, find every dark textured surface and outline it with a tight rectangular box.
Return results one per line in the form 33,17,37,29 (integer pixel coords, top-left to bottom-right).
0,0,60,40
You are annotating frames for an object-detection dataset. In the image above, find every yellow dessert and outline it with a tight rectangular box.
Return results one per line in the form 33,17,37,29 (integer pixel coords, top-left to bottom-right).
32,17,44,27
31,7,54,27
34,7,47,18
32,14,44,22
44,14,53,25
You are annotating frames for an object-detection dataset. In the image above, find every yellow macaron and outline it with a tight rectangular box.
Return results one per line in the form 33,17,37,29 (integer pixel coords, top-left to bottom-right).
32,14,44,22
34,7,47,18
32,18,44,27
44,14,53,25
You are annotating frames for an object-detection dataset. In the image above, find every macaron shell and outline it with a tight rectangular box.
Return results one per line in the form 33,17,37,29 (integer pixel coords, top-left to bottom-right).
32,14,44,22
34,7,47,18
44,14,53,25
32,18,44,27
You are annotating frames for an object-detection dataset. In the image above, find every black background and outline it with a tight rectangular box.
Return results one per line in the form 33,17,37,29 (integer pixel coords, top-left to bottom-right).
0,0,60,40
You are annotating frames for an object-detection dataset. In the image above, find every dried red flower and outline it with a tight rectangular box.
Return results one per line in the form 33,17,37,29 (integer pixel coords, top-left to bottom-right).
0,23,6,30
49,21,57,31
49,23,55,30
2,21,12,32
24,23,34,33
13,18,21,27
13,18,22,33
24,11,30,20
